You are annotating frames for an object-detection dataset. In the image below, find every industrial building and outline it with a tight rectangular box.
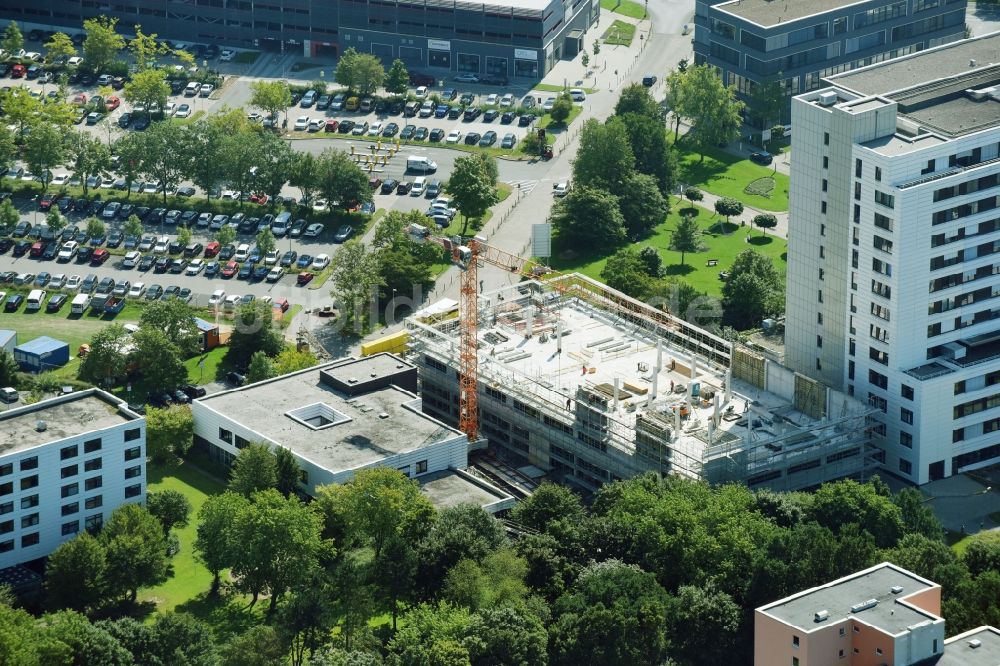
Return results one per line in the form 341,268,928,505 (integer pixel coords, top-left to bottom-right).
693,0,967,123
755,562,1000,666
1,0,598,79
13,336,69,373
786,32,1000,484
407,274,877,492
191,354,515,511
0,389,146,569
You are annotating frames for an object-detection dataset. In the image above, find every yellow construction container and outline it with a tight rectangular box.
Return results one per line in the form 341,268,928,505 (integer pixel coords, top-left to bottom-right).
361,330,409,356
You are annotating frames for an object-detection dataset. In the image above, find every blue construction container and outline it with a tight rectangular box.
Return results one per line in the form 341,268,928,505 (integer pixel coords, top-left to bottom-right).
14,336,70,372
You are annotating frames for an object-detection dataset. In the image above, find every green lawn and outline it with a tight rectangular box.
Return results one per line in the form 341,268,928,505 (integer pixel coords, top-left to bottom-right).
532,83,598,94
185,346,230,384
538,105,583,129
671,133,790,212
234,51,261,65
547,202,787,297
600,0,647,18
602,20,637,46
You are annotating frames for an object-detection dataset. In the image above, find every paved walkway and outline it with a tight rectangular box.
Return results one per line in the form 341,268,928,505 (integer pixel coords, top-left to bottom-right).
691,188,789,240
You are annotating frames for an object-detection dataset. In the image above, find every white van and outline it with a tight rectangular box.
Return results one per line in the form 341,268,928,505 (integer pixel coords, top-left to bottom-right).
272,211,292,236
71,293,91,314
411,176,427,196
406,155,438,173
26,289,46,311
569,88,586,102
234,243,251,262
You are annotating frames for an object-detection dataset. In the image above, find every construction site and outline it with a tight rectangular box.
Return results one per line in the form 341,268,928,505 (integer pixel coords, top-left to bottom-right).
406,272,881,492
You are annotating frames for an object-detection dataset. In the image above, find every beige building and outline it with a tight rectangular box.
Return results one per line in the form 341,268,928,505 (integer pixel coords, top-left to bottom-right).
755,562,1000,666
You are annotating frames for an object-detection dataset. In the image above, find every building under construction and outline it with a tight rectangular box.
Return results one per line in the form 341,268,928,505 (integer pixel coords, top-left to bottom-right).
406,273,880,492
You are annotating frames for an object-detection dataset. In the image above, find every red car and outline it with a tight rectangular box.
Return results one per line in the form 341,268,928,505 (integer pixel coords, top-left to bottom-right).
90,248,110,265
38,193,57,211
249,193,269,205
105,96,121,111
30,241,48,257
220,261,239,278
297,271,314,286
10,64,25,78
325,119,339,133
72,92,87,105
204,241,220,257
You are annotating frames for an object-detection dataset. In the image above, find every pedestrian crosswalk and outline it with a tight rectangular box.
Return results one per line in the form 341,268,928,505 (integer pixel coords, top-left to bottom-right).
507,179,539,195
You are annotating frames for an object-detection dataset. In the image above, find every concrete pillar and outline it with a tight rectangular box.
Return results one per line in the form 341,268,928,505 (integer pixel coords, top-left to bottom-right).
713,393,720,426
525,305,534,338
613,377,620,411
556,317,563,354
724,369,732,404
651,370,658,399
655,340,662,371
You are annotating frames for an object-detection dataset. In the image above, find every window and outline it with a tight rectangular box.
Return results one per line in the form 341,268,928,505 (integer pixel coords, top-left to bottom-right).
874,213,893,232
0,463,10,477
855,182,861,200
821,201,827,214
219,428,233,445
870,347,889,365
820,245,825,258
954,428,965,442
902,384,914,400
84,476,102,491
61,465,77,479
0,540,11,553
0,501,11,515
22,533,39,547
875,167,882,181
822,179,828,192
901,408,914,424
85,495,102,510
84,458,102,472
62,483,78,498
85,515,103,532
125,466,142,479
125,484,142,499
899,458,912,474
869,370,888,389
792,658,799,666
853,626,860,634
875,190,895,208
20,456,38,471
20,475,38,490
823,156,829,169
84,438,101,453
416,460,428,474
0,520,11,535
839,628,846,637
901,431,913,448
792,635,800,648
818,312,824,324
21,513,38,528
0,482,10,497
816,358,823,371
124,446,142,461
61,521,79,536
62,502,79,516
873,235,893,254
60,445,78,460
817,335,823,348
824,132,829,145
20,494,38,510
124,428,141,442
819,268,825,280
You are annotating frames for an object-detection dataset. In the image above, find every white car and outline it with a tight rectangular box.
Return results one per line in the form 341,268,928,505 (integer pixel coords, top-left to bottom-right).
233,244,251,262
164,102,177,116
184,81,201,96
0,291,6,305
186,259,205,275
312,254,331,270
175,104,192,118
543,97,556,112
266,267,284,283
223,294,242,310
122,251,141,268
49,274,67,289
67,56,83,66
415,86,428,98
128,282,146,298
57,241,79,261
308,118,324,132
446,130,462,144
208,289,226,306
553,181,570,197
220,49,236,61
199,84,215,97
304,223,324,237
139,236,155,251
65,275,82,292
499,93,514,108
294,116,310,131
486,93,498,105
153,236,170,253
454,73,479,83
51,173,70,186
142,182,161,194
367,122,383,136
247,112,263,123
264,249,280,266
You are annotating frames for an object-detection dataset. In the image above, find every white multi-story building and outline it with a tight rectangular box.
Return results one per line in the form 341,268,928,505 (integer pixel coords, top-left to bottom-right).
0,389,146,569
787,32,1000,484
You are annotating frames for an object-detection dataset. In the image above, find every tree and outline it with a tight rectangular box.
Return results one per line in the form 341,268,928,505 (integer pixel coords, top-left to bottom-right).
600,248,654,299
316,148,372,210
222,626,286,666
768,124,786,153
619,172,668,239
511,482,585,533
120,121,192,204
290,151,320,203
230,443,279,497
215,224,237,248
227,300,285,367
252,132,295,205
315,468,435,558
614,83,661,120
82,16,125,73
246,350,277,384
385,59,410,96
146,490,193,536
78,323,131,386
195,492,249,595
123,68,170,119
2,88,42,141
747,77,784,129
387,602,476,665
616,113,674,193
67,131,112,197
130,328,188,393
416,503,509,597
549,92,573,125
185,119,228,201
99,504,168,602
467,604,548,666
123,214,143,241
177,225,193,248
1,24,23,60
23,122,65,193
277,582,336,666
571,118,635,196
145,405,195,463
893,487,944,541
0,350,18,388
674,64,744,160
720,249,785,329
550,186,626,250
335,48,385,96
43,611,133,666
808,479,905,548
275,446,302,497
250,80,293,124
714,196,744,224
45,210,68,238
274,347,318,375
45,533,107,612
581,51,590,68
0,199,18,235
669,213,701,267
256,227,277,258
683,186,703,207
446,153,500,234
963,533,1000,577
44,32,77,64
667,584,741,666
666,69,688,140
139,299,201,356
129,26,169,72
753,212,778,236
148,611,217,666
330,240,384,334
86,216,106,240
442,549,529,611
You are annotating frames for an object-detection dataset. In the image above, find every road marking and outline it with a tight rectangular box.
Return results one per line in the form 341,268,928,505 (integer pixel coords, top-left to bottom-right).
507,179,539,195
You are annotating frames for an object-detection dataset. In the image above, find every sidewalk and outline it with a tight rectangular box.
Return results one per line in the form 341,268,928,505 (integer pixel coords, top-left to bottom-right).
691,188,789,240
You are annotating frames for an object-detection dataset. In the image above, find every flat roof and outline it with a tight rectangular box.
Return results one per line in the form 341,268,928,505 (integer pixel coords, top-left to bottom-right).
716,0,868,28
941,626,1000,665
902,95,1000,137
198,357,462,472
759,563,939,634
418,469,514,509
0,390,138,457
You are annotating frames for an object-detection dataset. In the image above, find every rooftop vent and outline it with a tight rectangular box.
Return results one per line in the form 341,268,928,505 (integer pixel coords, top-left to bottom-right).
347,377,358,384
966,86,997,101
35,420,46,432
814,610,829,622
891,585,903,594
850,599,878,614
286,403,352,430
970,59,977,67
969,639,983,648
378,412,390,419
370,372,377,378
817,91,838,106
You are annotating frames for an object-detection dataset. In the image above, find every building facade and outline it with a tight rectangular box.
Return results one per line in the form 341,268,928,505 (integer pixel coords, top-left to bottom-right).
1,0,598,79
0,389,146,569
786,33,1000,484
694,0,967,123
755,562,1000,666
